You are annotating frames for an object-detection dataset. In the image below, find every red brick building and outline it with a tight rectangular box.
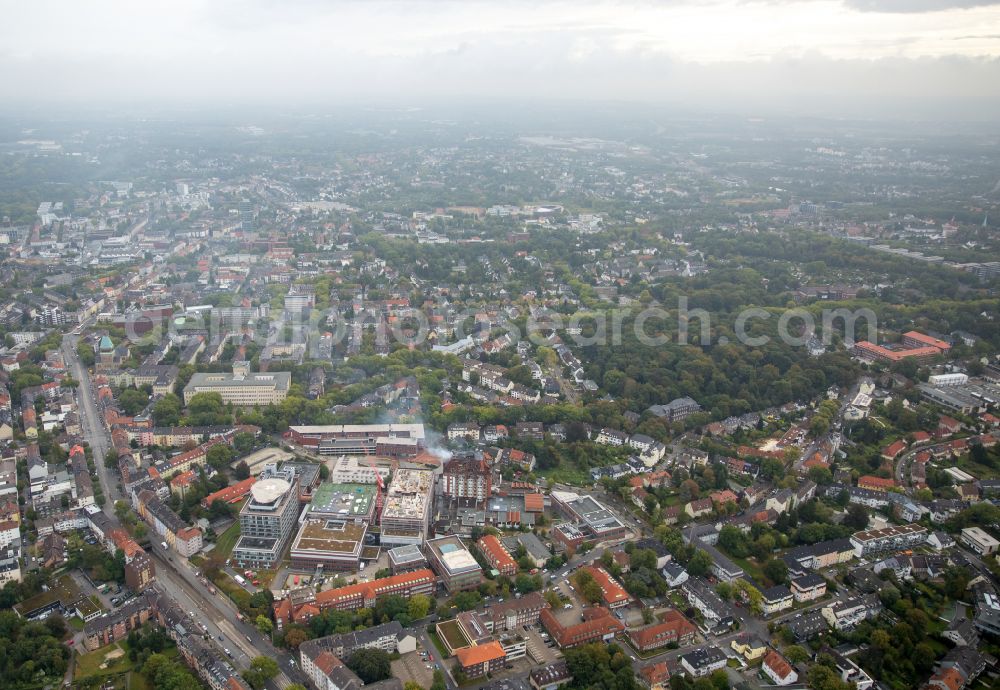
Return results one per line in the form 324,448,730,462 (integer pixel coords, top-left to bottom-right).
478,535,517,576
626,610,697,652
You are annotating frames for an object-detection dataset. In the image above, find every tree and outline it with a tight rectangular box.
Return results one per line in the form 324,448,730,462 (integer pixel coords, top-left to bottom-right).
807,466,833,485
687,549,713,578
407,593,431,620
763,558,788,585
718,525,749,558
430,669,447,690
234,460,251,480
346,648,391,684
104,447,120,469
152,394,182,426
243,656,279,690
233,431,256,454
188,392,228,426
785,645,809,663
843,504,869,531
206,444,235,471
255,615,273,635
118,388,149,416
282,626,309,650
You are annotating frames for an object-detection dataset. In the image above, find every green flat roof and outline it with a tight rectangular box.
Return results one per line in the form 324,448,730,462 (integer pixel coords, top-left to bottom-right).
309,482,376,517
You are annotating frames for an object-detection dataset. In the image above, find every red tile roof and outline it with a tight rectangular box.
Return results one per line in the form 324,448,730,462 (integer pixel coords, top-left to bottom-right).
882,440,907,459
201,477,257,507
858,475,895,491
523,493,544,513
763,650,795,682
455,641,506,668
583,566,629,607
903,331,950,351
478,535,517,573
312,568,436,611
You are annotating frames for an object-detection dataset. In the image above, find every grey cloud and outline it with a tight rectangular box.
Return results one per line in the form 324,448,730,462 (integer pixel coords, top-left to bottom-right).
844,0,1000,12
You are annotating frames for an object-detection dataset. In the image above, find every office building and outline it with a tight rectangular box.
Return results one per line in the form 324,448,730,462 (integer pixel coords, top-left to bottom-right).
425,535,482,592
961,527,1000,556
232,465,300,568
286,424,425,458
183,363,290,406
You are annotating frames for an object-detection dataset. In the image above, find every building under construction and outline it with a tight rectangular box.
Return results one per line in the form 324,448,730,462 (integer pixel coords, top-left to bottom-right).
380,468,434,548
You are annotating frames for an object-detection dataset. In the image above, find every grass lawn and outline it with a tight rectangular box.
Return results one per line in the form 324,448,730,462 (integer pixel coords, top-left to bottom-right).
537,466,591,486
214,521,241,560
955,455,1000,480
129,670,153,690
427,628,451,658
74,642,132,679
67,615,86,631
210,570,251,610
730,555,768,585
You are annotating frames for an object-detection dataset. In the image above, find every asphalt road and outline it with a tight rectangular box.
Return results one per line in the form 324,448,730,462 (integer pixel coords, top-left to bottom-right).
64,333,304,690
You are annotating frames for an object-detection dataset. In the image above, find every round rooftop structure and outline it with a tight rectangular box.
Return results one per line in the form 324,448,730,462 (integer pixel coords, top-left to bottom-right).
251,478,291,504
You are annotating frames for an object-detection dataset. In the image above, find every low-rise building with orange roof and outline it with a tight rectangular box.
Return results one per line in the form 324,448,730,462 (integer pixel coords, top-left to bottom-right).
170,470,197,498
454,640,506,678
762,649,797,686
478,535,517,576
638,662,671,690
201,477,257,508
858,475,895,492
539,606,624,648
582,565,630,609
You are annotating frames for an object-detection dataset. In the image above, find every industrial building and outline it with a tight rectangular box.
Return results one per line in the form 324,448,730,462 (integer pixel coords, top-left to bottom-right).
550,491,629,542
961,527,1000,556
307,482,378,522
325,455,392,485
285,424,426,458
387,544,428,574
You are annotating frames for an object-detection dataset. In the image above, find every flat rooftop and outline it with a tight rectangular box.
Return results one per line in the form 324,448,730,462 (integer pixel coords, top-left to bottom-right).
427,535,480,575
187,371,291,390
290,424,425,440
309,482,376,518
291,519,367,557
388,544,425,565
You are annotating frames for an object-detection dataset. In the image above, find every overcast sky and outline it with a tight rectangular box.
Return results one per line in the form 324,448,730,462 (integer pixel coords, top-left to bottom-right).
3,0,1000,119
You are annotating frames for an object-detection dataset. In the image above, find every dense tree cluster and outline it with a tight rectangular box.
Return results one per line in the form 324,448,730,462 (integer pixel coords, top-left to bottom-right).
0,611,70,687
563,642,640,690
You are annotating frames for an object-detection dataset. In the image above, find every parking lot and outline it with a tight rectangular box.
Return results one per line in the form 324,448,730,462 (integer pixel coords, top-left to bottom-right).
391,646,437,688
521,627,558,664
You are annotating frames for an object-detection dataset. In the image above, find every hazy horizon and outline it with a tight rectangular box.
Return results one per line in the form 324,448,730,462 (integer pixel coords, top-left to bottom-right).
3,0,1000,120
